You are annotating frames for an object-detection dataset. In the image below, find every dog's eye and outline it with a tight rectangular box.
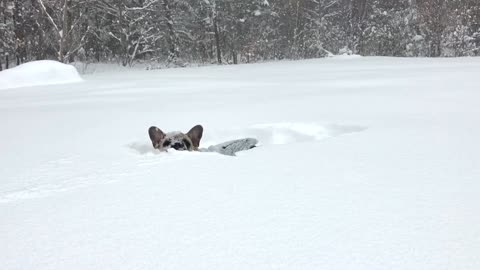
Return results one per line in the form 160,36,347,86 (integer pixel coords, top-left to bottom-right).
162,140,171,147
183,139,191,149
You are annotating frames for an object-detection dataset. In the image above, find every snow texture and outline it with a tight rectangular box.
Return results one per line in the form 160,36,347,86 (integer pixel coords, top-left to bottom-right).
1,56,480,270
0,60,83,90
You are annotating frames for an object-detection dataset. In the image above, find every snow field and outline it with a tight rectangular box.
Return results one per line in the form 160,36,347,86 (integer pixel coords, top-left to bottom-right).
1,56,479,270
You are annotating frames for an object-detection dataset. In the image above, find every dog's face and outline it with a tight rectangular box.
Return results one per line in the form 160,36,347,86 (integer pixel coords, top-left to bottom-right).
148,125,203,151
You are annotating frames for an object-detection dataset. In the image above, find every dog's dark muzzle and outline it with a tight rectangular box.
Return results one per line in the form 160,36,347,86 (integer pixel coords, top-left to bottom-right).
171,142,186,150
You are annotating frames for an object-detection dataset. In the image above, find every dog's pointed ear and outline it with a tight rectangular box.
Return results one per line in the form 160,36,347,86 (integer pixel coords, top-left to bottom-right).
186,125,203,150
148,126,166,149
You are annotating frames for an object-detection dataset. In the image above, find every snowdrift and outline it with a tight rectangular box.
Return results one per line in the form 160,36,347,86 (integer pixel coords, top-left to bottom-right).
0,60,83,90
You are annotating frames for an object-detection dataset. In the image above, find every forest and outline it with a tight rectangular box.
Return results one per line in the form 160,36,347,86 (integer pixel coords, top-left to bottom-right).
0,0,479,69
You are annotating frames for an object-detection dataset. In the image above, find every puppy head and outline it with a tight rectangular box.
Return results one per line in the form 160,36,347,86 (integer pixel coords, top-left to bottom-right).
148,125,203,151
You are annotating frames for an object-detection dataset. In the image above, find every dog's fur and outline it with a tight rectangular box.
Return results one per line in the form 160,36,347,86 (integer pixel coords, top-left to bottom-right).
148,125,203,151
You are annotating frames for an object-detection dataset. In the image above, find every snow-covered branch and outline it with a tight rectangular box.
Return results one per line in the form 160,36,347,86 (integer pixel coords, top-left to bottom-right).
37,0,60,33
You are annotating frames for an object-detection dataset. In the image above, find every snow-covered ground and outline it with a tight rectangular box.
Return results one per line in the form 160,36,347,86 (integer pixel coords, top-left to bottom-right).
1,57,479,270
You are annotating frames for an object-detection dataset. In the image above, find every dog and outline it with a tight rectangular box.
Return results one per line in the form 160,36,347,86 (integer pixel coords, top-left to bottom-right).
148,125,203,152
148,124,258,156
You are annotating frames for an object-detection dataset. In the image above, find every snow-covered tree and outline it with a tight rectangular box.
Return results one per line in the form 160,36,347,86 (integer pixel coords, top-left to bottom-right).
442,0,479,56
359,0,413,56
302,0,349,57
0,0,14,69
1,0,478,69
35,0,92,62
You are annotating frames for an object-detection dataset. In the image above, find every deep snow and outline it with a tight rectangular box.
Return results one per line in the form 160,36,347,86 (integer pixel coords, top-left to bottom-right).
0,57,479,270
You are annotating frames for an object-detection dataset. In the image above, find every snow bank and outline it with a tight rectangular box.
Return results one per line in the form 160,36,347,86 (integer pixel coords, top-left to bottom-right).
0,60,82,90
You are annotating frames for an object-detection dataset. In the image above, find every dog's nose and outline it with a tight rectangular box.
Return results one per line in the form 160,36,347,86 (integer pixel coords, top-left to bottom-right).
172,142,184,150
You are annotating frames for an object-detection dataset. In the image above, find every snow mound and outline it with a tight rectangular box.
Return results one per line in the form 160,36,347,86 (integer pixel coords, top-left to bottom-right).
0,60,83,90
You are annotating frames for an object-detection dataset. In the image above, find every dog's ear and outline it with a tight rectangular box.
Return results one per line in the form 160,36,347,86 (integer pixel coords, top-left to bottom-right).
186,125,203,150
148,126,166,149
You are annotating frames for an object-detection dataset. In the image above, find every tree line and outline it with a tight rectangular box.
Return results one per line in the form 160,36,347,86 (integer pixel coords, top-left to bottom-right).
0,0,479,70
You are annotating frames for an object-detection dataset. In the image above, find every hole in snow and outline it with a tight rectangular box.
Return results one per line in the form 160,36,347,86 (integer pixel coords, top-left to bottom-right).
128,123,367,155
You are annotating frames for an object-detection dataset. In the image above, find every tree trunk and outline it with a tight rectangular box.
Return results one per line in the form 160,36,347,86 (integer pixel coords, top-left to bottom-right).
13,0,25,65
232,49,237,64
1,0,6,24
37,29,45,60
118,0,128,66
59,0,71,62
213,16,222,64
350,0,368,54
0,0,5,70
292,0,302,58
163,0,178,63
